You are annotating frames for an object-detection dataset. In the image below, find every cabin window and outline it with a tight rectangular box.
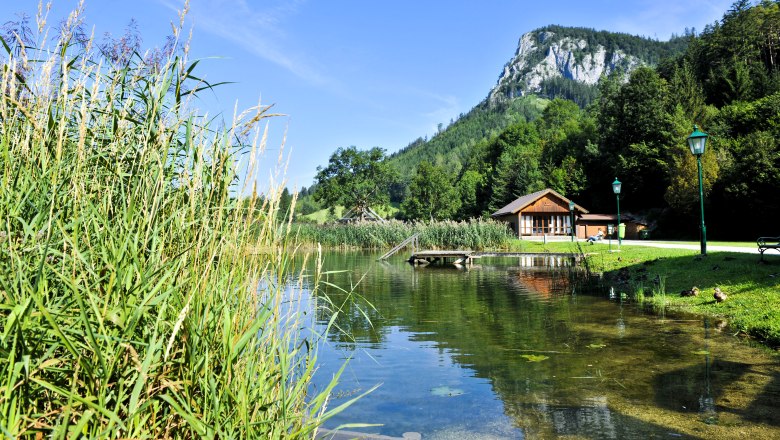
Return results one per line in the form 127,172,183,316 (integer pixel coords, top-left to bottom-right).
520,214,571,236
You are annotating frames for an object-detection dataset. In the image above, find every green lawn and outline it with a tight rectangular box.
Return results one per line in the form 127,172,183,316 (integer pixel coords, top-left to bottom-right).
299,204,399,224
299,206,346,223
508,240,780,347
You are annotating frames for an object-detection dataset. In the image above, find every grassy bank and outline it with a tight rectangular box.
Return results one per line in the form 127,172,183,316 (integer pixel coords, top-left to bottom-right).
293,219,514,250
513,240,780,347
299,204,399,224
0,8,341,438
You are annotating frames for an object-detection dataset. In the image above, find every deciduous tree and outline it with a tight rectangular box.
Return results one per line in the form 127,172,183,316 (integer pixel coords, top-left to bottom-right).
314,147,397,218
401,162,460,220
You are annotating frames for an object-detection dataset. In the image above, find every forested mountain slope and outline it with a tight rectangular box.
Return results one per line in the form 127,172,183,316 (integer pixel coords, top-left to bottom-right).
386,95,547,178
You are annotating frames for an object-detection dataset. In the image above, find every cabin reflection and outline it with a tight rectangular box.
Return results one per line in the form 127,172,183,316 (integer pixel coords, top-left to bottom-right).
514,255,572,268
503,398,692,438
502,255,574,298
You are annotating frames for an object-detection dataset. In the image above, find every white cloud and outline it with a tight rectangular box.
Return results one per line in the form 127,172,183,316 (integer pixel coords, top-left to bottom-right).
420,92,460,134
159,0,330,86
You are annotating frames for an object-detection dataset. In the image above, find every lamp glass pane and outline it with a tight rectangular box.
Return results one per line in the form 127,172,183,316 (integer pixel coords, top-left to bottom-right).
688,136,706,155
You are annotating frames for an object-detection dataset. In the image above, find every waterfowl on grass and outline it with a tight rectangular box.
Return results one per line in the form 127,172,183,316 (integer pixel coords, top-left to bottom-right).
680,286,700,297
714,287,728,302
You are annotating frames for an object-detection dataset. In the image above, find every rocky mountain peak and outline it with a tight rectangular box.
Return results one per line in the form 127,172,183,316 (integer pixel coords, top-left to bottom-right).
489,28,644,103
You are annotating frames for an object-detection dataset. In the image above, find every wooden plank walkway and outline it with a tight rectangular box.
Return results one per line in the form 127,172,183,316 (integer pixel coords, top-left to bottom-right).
476,252,578,258
408,250,474,265
408,250,579,265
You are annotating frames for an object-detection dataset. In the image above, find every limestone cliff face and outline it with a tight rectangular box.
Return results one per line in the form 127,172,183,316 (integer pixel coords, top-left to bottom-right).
489,30,643,103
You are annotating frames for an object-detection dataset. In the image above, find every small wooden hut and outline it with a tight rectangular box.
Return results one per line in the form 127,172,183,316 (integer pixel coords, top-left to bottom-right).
337,205,387,223
491,189,588,239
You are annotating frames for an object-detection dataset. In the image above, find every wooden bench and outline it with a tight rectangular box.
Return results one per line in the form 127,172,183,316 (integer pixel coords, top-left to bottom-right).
758,236,780,260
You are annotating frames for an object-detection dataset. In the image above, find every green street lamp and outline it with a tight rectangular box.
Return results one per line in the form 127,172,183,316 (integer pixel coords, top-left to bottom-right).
688,125,709,255
568,200,575,242
612,178,622,246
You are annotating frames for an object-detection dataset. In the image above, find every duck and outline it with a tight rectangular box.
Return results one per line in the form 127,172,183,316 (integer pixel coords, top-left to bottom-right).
680,286,700,297
714,287,728,302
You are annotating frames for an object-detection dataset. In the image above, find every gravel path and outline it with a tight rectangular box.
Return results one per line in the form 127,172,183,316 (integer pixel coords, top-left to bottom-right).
614,240,761,254
529,237,767,255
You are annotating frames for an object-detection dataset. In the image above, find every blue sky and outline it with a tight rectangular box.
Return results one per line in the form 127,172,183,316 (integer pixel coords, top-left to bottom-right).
30,0,735,190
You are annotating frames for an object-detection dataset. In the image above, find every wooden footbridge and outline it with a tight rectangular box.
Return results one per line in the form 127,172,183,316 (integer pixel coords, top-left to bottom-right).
375,233,579,266
407,250,579,266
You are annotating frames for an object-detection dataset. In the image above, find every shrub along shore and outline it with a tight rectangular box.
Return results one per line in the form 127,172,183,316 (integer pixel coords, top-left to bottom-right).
0,9,344,438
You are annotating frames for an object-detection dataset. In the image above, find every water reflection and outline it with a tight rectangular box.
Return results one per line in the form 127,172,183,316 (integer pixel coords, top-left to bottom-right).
308,251,780,439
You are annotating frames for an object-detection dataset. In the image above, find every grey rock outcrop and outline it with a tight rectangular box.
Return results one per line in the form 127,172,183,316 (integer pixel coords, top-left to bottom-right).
489,30,643,103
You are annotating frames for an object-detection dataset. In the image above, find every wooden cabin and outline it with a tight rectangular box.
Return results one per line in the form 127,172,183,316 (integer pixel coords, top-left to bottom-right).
491,189,588,239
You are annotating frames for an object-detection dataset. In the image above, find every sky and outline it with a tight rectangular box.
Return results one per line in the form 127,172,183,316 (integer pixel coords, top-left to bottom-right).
14,0,736,191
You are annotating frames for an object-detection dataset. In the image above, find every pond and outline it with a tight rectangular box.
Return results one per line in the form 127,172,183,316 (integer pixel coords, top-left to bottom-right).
306,251,780,439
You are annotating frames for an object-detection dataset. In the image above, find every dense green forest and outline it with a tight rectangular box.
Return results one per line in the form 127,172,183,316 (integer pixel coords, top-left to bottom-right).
306,0,780,240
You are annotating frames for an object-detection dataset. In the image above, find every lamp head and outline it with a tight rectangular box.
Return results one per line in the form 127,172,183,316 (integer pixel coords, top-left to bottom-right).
687,125,708,156
612,178,622,195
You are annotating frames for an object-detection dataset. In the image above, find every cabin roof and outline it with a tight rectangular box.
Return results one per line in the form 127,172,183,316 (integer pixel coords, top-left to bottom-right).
580,214,616,221
491,188,589,217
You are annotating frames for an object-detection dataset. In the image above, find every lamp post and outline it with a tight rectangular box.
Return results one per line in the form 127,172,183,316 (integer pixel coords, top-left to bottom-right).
687,125,709,255
569,200,575,242
612,178,622,247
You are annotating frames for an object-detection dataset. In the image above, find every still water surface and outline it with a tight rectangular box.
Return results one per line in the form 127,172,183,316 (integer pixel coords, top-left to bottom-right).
308,252,780,439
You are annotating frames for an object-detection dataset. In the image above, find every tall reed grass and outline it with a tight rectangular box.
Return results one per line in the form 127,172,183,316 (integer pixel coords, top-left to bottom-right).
0,5,341,438
293,219,514,250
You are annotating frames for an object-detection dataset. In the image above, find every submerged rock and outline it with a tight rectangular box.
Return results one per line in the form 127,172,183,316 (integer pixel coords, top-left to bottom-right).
430,386,465,397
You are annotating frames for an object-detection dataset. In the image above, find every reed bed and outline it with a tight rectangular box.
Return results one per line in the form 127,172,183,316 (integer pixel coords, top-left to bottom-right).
293,219,514,250
0,6,341,438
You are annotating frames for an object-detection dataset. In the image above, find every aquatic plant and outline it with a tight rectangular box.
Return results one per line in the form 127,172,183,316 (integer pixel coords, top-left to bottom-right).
0,4,343,437
631,281,646,302
520,354,550,362
293,218,514,250
651,275,668,318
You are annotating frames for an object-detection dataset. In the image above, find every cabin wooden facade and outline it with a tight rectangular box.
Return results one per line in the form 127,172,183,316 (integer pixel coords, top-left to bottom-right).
578,214,648,240
491,189,588,238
